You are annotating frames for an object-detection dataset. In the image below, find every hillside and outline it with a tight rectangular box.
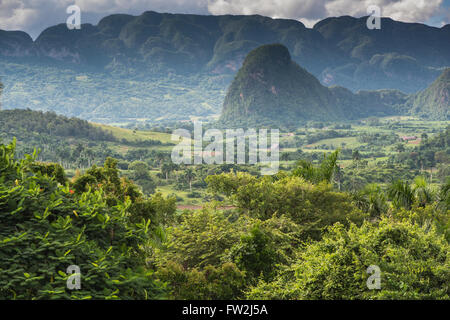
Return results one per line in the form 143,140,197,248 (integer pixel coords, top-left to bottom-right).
314,16,449,92
1,12,447,91
0,12,449,122
0,109,115,141
405,68,450,120
220,44,407,126
0,109,173,169
220,44,333,126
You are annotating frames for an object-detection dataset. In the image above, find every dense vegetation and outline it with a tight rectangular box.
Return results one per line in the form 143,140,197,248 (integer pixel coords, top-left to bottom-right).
0,109,115,141
406,68,450,120
0,140,173,299
1,140,448,300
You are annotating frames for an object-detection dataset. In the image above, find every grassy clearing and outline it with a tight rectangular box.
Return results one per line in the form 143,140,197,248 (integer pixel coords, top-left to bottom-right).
92,123,173,143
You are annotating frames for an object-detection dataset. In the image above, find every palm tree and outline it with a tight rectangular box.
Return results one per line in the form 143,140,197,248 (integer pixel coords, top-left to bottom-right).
412,176,434,207
355,183,388,218
334,165,343,191
352,150,361,169
395,143,406,153
293,149,340,184
387,180,414,210
184,168,196,192
161,163,172,180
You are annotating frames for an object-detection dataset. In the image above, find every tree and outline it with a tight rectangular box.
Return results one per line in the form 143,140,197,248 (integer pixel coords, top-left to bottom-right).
395,143,406,153
292,149,340,184
353,183,388,218
161,162,177,180
248,218,449,300
0,141,166,299
352,150,361,170
129,161,156,195
412,176,434,207
184,168,196,192
206,171,365,240
228,223,280,282
388,180,414,210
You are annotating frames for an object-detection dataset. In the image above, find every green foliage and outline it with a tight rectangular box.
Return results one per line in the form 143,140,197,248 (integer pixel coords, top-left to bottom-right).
292,149,340,184
207,171,365,240
30,162,67,185
353,183,388,218
0,141,167,299
407,68,450,120
128,161,156,195
249,218,449,300
156,261,245,300
388,180,415,210
228,223,280,282
0,109,115,141
154,208,247,269
394,126,450,176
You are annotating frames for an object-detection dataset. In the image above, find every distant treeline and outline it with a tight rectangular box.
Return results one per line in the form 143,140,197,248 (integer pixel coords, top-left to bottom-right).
120,138,174,147
0,109,116,141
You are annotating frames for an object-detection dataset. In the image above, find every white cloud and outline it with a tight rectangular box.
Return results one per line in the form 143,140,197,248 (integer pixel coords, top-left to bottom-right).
208,0,446,25
325,0,443,22
207,0,326,20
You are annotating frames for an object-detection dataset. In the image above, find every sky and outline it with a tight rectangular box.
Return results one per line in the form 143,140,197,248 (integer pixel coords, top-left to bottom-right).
1,0,449,39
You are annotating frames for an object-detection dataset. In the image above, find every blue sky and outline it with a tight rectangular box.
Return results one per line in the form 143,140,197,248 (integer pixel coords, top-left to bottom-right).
426,0,450,26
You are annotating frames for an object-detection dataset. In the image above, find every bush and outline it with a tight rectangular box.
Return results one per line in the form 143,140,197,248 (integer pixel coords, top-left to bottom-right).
0,141,166,299
248,218,449,299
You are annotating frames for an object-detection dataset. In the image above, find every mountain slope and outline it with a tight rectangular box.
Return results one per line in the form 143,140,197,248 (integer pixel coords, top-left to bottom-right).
0,12,448,122
220,44,333,126
1,12,447,91
405,68,450,120
314,16,449,93
28,12,337,75
220,44,407,126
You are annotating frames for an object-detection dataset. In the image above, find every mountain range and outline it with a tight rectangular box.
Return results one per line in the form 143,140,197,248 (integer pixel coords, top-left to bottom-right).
0,11,449,123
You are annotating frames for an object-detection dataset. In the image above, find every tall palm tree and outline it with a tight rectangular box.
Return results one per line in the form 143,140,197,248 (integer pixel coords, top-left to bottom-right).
387,180,414,210
293,149,340,184
412,176,434,207
355,183,388,218
184,168,196,192
352,150,361,170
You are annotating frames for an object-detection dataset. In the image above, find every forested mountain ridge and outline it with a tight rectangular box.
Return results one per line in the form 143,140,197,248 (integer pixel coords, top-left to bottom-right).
1,12,448,93
0,12,449,122
313,16,450,92
404,68,450,120
0,109,115,141
220,44,409,126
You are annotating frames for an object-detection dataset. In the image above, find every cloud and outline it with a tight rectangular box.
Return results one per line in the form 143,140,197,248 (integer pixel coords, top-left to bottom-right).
325,0,444,22
208,0,446,26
